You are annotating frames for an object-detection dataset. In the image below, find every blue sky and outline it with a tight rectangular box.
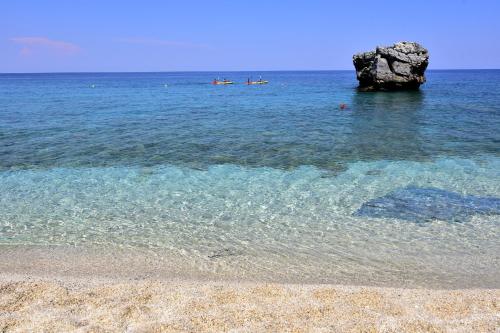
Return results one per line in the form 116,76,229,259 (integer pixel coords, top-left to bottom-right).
1,0,499,72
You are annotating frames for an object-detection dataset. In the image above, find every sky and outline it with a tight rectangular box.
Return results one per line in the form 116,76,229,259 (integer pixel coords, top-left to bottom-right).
1,0,500,72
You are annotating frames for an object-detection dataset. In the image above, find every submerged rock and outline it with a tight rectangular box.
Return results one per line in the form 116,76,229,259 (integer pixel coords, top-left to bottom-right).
353,42,429,91
208,248,241,259
356,186,500,222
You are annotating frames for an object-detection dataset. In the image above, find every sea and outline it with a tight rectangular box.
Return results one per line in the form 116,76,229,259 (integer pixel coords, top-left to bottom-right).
0,70,499,287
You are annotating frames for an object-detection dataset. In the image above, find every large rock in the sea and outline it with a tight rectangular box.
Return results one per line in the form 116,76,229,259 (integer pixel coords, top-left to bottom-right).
353,42,429,91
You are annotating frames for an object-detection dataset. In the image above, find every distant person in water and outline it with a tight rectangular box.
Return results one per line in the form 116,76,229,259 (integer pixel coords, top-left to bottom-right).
339,103,347,110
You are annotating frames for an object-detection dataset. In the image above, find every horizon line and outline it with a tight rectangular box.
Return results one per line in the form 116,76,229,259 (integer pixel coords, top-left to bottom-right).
1,68,499,75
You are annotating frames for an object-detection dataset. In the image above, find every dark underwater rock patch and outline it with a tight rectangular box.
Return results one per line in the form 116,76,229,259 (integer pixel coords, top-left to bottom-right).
356,186,500,222
208,248,242,259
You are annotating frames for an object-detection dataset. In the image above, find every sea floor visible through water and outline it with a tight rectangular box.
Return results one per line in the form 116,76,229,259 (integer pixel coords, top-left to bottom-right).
1,157,499,288
0,70,499,289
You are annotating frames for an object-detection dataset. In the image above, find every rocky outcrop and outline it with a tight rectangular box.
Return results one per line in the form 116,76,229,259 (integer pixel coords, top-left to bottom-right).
353,42,429,91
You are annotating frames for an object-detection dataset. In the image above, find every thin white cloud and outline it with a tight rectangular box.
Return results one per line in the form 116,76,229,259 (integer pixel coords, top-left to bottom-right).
10,37,81,55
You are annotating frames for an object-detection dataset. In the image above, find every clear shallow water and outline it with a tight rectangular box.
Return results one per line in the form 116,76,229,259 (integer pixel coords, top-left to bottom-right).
0,71,499,287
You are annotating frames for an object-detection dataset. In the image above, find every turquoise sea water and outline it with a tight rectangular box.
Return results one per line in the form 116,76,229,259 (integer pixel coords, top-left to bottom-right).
1,71,499,286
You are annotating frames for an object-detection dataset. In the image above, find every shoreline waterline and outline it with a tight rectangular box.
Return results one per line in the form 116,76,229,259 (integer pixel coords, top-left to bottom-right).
1,244,498,289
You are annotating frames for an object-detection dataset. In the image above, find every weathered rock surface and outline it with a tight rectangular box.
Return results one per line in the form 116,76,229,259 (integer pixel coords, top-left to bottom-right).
353,42,429,91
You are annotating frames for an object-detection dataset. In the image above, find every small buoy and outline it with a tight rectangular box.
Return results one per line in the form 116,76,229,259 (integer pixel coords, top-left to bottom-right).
339,103,347,110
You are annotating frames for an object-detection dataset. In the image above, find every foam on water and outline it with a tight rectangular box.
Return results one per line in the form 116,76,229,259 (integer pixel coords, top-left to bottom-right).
1,157,498,286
